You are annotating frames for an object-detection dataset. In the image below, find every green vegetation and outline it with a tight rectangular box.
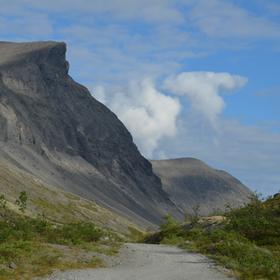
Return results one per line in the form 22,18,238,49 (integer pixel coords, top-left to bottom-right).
0,192,123,280
0,194,7,209
144,194,280,280
127,226,145,242
15,191,27,213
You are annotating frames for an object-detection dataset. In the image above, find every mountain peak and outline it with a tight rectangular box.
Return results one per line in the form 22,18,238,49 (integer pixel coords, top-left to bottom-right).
151,158,252,215
0,41,66,67
0,41,69,99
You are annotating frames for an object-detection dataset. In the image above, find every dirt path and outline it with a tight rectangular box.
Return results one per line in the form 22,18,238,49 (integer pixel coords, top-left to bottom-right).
40,243,235,280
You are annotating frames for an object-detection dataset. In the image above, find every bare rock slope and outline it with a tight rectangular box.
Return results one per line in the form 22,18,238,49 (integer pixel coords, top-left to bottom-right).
151,158,252,216
0,160,139,235
0,41,181,226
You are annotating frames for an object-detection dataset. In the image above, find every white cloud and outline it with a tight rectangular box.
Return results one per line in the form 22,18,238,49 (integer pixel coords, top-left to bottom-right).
101,79,181,157
164,72,247,126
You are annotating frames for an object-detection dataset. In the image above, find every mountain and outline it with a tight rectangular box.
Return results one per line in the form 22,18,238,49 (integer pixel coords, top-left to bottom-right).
151,158,252,216
0,41,181,227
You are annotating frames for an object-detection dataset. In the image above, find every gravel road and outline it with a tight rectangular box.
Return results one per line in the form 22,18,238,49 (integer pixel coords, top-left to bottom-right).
40,243,234,280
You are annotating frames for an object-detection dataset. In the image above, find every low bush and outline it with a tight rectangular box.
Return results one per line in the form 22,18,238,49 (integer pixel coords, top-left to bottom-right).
0,207,119,279
225,196,280,246
0,209,112,245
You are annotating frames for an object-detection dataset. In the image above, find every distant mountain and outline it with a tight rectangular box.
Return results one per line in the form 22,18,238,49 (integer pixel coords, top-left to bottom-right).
151,158,252,216
0,41,182,227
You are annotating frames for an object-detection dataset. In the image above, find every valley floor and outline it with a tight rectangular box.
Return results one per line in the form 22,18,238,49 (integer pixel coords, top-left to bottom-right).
38,243,234,280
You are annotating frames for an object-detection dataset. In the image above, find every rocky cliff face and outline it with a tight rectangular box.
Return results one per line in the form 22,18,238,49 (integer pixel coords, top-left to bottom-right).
0,41,181,226
151,158,252,216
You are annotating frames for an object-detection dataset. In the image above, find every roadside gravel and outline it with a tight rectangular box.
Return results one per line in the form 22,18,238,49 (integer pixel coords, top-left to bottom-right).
39,243,235,280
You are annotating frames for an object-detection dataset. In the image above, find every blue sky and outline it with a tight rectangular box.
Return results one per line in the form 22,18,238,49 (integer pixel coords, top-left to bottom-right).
0,0,279,195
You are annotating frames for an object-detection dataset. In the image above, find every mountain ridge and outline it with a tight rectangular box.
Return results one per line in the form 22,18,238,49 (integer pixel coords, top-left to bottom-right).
151,158,252,215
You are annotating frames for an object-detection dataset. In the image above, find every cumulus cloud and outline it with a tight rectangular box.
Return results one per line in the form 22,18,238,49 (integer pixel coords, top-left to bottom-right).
99,79,180,157
91,71,248,159
164,72,248,125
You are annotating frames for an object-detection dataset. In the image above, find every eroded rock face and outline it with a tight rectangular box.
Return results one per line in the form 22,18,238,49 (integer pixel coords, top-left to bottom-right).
0,41,181,226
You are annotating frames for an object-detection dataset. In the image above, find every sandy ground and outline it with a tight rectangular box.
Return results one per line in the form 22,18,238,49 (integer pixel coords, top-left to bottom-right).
39,243,235,280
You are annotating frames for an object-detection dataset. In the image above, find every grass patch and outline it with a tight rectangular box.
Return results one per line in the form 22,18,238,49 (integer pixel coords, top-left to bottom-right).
0,207,122,279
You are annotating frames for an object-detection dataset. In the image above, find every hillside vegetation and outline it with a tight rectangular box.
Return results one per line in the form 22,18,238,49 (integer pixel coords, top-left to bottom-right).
145,194,280,280
0,191,143,280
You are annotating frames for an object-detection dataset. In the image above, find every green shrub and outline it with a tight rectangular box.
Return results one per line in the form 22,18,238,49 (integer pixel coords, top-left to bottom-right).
0,199,119,280
226,197,280,246
0,194,7,209
160,214,178,232
0,240,34,263
15,191,28,213
156,225,280,279
48,223,104,245
0,208,106,246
